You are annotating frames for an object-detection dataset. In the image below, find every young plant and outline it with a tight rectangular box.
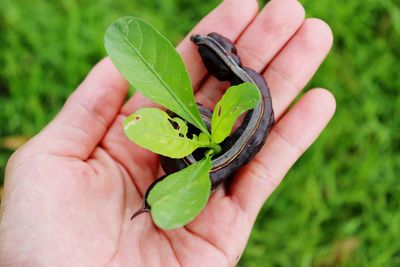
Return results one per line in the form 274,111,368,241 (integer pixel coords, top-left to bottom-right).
105,17,261,230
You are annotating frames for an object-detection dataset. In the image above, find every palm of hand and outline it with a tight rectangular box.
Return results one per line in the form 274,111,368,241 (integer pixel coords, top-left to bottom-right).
5,146,243,266
3,115,249,267
0,1,335,266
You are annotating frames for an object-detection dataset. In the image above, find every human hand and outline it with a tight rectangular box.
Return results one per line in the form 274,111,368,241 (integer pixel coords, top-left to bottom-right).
0,0,335,266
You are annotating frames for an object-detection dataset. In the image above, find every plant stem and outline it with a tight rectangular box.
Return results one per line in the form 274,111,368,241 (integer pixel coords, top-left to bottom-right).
210,143,221,154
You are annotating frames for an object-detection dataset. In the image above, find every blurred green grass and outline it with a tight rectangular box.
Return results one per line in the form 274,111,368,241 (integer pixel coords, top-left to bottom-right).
1,0,399,266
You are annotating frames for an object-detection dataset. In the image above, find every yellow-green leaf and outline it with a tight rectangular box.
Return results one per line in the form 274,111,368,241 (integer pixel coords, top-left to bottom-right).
147,157,212,230
211,82,261,144
123,108,210,158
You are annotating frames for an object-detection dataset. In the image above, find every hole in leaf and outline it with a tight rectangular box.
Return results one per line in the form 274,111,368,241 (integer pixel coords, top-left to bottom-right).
168,118,179,130
192,147,209,161
187,132,194,139
179,133,184,138
135,115,141,121
218,106,222,116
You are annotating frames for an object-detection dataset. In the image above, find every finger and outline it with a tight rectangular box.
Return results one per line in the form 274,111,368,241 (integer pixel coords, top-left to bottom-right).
236,0,305,71
265,18,333,118
195,0,305,109
177,0,259,90
121,0,259,115
229,88,336,222
34,58,129,159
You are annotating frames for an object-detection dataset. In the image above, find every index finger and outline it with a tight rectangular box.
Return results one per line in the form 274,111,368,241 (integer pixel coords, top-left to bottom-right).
177,0,259,90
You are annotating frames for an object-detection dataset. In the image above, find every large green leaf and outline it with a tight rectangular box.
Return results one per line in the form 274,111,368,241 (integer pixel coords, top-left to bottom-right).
123,108,211,158
211,82,261,144
105,16,209,136
147,157,212,230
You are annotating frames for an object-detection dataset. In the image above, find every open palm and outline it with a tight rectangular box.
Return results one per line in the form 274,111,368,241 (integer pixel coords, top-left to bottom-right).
0,0,335,266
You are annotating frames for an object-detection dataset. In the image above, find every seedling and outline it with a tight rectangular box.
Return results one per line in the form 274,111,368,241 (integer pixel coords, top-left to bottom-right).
104,17,271,230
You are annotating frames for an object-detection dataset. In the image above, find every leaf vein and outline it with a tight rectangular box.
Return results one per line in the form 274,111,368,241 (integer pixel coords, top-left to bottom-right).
113,22,208,135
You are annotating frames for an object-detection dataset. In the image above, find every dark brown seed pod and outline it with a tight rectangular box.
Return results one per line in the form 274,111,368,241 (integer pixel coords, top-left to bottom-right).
160,32,275,189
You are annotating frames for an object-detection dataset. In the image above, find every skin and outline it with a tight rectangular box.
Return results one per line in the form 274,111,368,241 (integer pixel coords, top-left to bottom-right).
0,0,335,266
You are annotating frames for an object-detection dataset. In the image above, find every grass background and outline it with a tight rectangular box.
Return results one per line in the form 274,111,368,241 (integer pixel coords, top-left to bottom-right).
1,0,399,265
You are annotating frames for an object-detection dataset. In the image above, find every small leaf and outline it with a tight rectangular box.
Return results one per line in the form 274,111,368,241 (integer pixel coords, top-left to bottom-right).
211,82,261,144
147,157,212,230
123,108,211,158
105,17,209,136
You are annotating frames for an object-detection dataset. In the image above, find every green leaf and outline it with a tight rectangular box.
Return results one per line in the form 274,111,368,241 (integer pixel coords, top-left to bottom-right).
211,82,261,144
123,108,211,158
104,16,209,136
147,157,212,230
